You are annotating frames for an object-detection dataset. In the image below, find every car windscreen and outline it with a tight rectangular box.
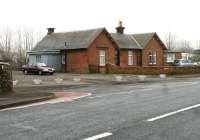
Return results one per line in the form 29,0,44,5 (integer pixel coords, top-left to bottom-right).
36,63,47,67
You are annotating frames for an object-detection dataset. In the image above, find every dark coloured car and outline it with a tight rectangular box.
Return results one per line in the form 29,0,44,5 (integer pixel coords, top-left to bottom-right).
22,63,55,75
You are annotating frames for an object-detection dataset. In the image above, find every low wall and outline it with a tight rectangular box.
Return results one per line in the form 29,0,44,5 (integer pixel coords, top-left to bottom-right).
106,63,200,75
0,62,13,93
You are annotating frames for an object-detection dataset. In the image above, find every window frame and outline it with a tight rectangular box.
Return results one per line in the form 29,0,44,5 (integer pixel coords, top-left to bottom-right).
36,55,41,63
149,51,157,65
99,50,106,66
167,53,175,63
128,50,133,66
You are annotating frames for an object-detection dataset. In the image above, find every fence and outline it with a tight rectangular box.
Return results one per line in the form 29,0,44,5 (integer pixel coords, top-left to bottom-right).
106,63,200,75
0,62,13,93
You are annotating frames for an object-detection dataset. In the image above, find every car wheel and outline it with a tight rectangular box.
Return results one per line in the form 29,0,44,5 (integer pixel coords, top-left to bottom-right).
24,70,28,75
50,72,54,75
38,71,43,75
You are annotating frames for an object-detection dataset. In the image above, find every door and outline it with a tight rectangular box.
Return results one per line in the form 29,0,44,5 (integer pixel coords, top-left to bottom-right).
137,50,142,66
61,51,66,72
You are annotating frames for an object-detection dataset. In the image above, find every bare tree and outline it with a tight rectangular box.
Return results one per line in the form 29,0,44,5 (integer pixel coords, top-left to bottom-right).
0,26,43,69
15,29,26,68
164,32,177,50
23,27,34,51
0,28,14,61
176,40,194,53
196,40,200,49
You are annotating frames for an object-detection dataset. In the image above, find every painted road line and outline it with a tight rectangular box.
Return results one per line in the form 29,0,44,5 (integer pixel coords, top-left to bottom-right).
89,94,109,99
147,104,200,122
140,88,153,92
89,90,136,99
83,132,112,140
170,82,199,88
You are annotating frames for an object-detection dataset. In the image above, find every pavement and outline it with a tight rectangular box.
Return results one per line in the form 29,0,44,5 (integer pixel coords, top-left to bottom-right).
1,77,200,139
0,89,55,110
0,81,92,110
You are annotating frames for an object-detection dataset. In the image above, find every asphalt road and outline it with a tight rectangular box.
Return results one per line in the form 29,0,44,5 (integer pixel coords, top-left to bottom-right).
1,78,200,140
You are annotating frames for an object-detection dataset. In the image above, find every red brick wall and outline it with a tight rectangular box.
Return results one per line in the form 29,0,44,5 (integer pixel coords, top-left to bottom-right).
87,30,117,72
66,31,117,73
120,50,138,67
106,63,200,75
66,49,88,73
175,52,182,59
142,37,165,67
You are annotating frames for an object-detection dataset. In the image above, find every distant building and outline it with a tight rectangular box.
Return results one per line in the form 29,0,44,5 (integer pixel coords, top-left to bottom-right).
192,49,200,55
0,54,3,62
181,53,193,60
165,50,182,64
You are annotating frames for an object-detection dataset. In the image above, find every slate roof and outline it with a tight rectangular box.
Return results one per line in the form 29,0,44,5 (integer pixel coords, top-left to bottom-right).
132,32,155,48
111,32,162,50
110,33,142,49
33,28,166,51
192,49,200,54
33,28,105,51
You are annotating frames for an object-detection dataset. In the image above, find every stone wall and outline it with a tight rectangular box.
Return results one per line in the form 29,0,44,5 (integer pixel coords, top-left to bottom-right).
0,62,13,93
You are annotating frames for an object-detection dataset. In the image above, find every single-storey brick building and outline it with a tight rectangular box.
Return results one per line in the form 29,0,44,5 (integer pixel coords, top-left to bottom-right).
28,28,118,73
111,21,167,67
28,22,168,73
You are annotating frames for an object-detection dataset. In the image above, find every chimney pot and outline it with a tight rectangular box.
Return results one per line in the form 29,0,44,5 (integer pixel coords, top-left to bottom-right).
116,21,125,34
47,28,55,35
119,21,122,27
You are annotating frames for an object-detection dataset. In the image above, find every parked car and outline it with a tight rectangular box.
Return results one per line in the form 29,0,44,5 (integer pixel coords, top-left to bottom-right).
22,63,55,75
193,62,200,66
173,59,194,67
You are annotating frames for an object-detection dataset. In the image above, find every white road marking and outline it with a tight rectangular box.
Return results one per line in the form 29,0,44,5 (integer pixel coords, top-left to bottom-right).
11,123,37,131
89,90,135,99
147,103,200,122
83,132,112,140
170,81,199,88
89,94,110,99
89,88,153,99
140,88,153,91
1,93,91,111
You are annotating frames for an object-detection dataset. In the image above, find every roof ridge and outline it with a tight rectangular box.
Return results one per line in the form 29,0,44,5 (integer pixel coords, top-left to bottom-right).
128,35,143,49
51,27,105,34
132,32,156,35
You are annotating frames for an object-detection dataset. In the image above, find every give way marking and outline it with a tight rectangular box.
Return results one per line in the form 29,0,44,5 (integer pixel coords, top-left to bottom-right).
1,92,91,111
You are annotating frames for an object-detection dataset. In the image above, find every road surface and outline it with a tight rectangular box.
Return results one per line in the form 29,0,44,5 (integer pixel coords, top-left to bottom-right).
1,78,200,140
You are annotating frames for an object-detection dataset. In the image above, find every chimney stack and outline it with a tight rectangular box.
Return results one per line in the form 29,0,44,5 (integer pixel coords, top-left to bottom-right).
116,21,125,34
47,28,55,35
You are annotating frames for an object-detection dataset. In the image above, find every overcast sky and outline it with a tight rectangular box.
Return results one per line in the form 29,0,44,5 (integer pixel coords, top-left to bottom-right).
0,0,200,47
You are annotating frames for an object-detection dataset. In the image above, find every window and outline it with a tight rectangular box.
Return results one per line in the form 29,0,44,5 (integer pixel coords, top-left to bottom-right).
36,55,41,62
99,50,105,66
167,53,175,63
149,51,156,64
128,50,133,65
